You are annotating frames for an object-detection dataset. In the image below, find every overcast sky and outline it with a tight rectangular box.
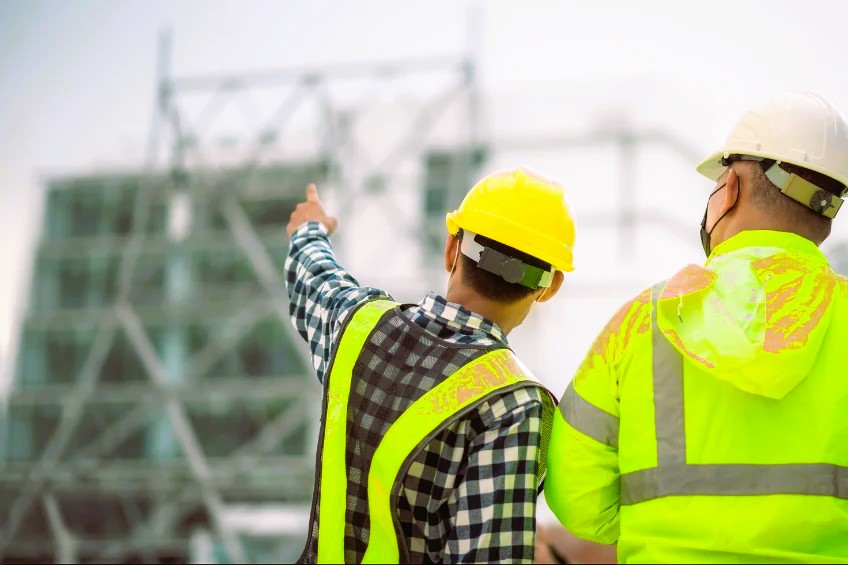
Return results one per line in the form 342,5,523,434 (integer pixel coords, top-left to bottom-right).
3,0,848,379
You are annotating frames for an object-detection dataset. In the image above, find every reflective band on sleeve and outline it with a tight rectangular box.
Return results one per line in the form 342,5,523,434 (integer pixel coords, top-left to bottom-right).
560,380,619,448
621,463,848,506
651,283,686,465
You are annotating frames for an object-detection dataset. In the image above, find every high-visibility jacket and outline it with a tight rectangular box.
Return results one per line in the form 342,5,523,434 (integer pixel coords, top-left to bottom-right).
299,299,556,564
545,230,848,563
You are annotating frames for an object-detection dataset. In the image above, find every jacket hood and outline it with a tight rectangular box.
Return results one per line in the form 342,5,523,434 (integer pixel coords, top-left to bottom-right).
656,230,838,399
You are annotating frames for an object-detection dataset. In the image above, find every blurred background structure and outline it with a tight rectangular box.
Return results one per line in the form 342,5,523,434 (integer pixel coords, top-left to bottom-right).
3,1,848,563
1,24,490,565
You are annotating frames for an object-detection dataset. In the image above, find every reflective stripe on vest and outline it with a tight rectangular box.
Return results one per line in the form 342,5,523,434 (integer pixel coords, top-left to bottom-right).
620,282,848,505
318,299,397,564
318,300,554,563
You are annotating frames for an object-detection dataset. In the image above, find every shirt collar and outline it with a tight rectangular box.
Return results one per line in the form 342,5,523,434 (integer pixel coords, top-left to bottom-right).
709,229,826,263
412,292,508,346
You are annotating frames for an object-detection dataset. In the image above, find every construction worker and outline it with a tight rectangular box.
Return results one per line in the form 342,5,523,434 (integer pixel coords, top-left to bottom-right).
285,168,576,563
544,91,848,563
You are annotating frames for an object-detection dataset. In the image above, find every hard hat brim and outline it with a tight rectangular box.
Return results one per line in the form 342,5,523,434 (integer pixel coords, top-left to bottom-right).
697,149,848,188
696,151,727,182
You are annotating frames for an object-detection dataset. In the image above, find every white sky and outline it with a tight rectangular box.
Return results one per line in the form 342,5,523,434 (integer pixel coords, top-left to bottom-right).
3,0,848,385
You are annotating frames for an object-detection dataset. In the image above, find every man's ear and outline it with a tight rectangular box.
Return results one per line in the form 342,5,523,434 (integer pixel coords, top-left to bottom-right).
536,270,564,303
722,167,741,213
445,234,460,273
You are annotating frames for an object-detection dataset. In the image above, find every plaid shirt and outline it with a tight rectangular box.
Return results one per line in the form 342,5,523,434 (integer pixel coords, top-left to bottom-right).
285,221,545,563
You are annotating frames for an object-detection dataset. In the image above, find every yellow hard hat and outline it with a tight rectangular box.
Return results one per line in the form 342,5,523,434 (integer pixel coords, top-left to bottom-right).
445,168,576,272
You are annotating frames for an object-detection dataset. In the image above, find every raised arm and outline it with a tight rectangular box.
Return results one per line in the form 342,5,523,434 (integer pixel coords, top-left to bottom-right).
284,183,390,383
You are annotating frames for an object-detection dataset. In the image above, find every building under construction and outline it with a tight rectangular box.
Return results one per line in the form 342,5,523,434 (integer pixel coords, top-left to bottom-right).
0,33,485,564
2,163,333,563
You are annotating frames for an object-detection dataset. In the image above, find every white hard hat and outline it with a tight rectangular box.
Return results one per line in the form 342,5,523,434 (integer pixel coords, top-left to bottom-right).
697,92,848,218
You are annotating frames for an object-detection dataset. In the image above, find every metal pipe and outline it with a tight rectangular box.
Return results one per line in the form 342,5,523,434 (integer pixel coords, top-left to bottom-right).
171,57,465,91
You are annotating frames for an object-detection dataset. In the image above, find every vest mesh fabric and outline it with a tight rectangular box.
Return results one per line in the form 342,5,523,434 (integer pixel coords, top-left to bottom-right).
301,307,501,563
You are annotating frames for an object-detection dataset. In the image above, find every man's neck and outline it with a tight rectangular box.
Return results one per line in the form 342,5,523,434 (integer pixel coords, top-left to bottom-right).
444,287,524,336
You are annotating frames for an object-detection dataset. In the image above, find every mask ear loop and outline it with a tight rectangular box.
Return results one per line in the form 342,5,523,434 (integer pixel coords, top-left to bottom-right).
535,271,557,302
450,234,461,275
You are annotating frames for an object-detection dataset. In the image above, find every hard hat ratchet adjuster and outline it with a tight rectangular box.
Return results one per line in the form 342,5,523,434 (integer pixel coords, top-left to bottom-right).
722,153,845,219
460,231,553,289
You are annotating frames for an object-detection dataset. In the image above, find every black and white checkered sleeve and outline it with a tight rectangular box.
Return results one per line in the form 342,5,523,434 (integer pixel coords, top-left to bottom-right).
444,387,545,564
284,221,391,383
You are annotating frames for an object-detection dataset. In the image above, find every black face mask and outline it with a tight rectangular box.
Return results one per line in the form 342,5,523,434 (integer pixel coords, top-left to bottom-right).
699,182,736,257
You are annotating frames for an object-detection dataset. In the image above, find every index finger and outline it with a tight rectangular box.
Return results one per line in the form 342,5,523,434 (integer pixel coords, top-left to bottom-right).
306,183,319,202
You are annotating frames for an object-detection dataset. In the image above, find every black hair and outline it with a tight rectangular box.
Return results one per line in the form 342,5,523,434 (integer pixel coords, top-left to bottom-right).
456,229,552,304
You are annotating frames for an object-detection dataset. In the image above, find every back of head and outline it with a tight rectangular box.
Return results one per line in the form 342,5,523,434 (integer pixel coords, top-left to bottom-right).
455,230,553,303
697,91,848,242
445,168,576,303
745,160,843,242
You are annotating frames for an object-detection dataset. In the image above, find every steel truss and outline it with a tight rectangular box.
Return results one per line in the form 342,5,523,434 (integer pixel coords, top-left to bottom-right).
1,31,481,564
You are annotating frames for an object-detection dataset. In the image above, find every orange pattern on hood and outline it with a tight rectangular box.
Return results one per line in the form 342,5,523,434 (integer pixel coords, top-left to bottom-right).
575,289,651,384
752,254,836,353
661,264,716,300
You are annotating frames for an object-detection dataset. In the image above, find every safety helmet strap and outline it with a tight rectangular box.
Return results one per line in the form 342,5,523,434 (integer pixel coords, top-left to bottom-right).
460,230,553,289
722,154,845,219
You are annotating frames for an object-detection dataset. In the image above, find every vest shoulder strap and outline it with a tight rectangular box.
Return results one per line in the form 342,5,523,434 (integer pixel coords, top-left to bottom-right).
317,298,397,564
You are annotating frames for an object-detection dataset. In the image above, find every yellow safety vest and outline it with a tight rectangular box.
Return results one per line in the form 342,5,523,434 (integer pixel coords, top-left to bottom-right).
303,299,556,564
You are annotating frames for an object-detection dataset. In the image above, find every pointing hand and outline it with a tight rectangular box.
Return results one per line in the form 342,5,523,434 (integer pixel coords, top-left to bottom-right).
287,183,339,237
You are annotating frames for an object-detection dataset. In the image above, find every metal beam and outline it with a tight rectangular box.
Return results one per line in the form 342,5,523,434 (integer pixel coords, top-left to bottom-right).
1,30,171,552
490,128,703,165
1,321,117,545
233,399,309,457
229,78,311,172
183,295,269,379
73,402,152,460
88,494,169,564
58,296,279,461
3,537,189,556
219,193,314,371
117,304,246,563
43,495,77,564
36,229,288,260
2,457,313,491
11,376,308,406
171,57,465,91
23,290,277,331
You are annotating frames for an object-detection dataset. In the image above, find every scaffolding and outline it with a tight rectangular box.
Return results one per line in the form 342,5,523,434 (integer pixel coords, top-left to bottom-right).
1,32,483,564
